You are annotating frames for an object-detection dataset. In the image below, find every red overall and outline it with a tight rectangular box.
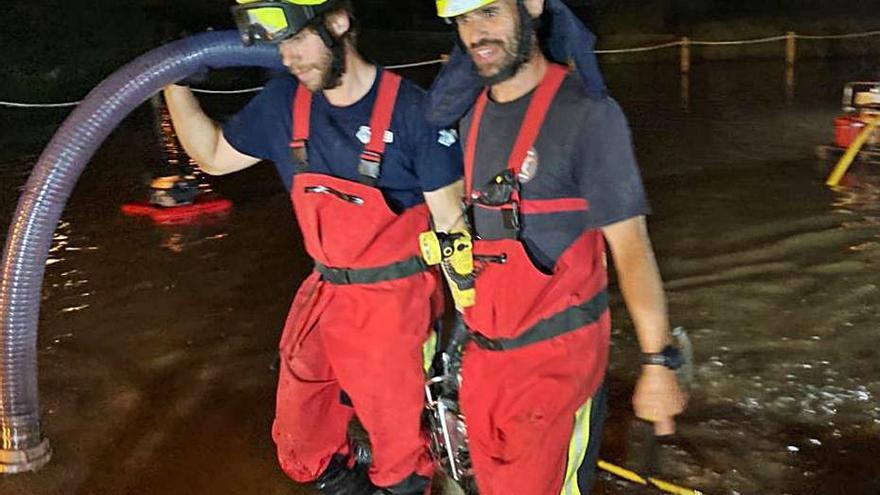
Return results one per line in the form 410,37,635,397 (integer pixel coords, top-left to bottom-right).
272,71,439,489
460,64,611,495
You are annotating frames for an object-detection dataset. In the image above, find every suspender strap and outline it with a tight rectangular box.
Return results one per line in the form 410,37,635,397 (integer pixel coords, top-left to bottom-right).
469,289,608,351
290,83,312,173
358,71,402,186
288,71,402,183
315,255,427,285
463,89,489,196
464,63,569,196
507,63,567,176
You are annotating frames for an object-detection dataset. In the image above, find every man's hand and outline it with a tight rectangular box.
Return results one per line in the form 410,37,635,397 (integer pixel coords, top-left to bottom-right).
173,68,210,88
523,0,544,18
632,365,687,435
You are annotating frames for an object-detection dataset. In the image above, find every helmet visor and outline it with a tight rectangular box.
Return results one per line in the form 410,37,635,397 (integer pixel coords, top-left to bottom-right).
436,0,497,19
231,1,318,45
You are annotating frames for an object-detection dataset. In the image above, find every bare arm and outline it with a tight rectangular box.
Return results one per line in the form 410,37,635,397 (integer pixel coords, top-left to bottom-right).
423,179,466,232
602,215,669,352
163,85,260,175
602,215,686,434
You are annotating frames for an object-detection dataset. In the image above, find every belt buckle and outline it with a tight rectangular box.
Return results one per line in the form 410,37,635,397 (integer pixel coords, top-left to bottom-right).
320,266,351,285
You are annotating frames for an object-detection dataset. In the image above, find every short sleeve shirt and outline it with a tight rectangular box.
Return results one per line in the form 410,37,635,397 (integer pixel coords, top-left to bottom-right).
462,72,649,270
222,69,463,212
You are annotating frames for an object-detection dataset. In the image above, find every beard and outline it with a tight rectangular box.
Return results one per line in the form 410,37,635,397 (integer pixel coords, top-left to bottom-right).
321,34,346,90
294,29,347,92
467,2,536,86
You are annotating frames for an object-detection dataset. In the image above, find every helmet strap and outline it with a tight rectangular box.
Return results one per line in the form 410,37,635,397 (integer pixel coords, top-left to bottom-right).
313,21,336,49
311,21,348,90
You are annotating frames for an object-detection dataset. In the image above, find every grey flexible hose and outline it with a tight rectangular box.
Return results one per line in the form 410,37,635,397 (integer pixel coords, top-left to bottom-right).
0,30,283,473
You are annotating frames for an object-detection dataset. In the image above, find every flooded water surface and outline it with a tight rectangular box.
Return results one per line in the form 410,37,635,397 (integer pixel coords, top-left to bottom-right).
1,58,879,494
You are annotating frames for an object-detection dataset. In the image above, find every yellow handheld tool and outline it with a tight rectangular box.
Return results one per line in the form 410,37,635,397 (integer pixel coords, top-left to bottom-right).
419,230,476,308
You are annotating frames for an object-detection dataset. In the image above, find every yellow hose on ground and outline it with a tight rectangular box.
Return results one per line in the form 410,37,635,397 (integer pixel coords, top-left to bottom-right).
597,460,705,495
826,116,880,186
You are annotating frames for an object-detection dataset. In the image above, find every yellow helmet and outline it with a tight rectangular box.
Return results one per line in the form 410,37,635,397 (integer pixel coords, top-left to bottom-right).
232,0,337,45
436,0,497,19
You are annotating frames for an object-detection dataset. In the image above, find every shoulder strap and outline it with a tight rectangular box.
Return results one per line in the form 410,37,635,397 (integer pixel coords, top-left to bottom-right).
464,89,490,196
358,70,402,186
290,82,313,173
288,71,403,184
464,63,569,196
507,63,567,176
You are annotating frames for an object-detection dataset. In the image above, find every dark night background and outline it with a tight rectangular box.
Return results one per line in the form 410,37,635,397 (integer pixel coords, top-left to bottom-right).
5,2,880,495
5,0,880,102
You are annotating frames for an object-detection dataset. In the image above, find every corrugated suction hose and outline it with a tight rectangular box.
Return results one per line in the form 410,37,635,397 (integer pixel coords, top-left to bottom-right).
0,30,283,473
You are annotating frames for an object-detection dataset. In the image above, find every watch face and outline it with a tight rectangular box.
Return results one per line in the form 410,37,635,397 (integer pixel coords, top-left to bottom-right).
643,345,684,370
662,345,684,370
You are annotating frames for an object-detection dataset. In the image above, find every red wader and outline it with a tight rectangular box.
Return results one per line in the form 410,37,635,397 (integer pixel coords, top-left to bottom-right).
460,64,611,495
272,72,439,488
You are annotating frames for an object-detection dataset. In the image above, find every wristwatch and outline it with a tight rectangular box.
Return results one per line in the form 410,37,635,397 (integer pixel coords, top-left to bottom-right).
642,344,684,370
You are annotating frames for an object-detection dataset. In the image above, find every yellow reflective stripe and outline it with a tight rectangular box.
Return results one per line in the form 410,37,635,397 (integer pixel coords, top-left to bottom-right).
561,398,592,495
422,331,438,373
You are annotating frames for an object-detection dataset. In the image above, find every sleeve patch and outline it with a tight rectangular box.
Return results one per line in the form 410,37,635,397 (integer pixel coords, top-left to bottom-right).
438,129,458,147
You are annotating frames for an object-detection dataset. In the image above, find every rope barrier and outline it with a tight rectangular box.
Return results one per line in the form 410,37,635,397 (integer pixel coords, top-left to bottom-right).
0,100,81,108
387,57,446,69
594,40,683,54
797,29,880,40
690,34,789,46
191,87,262,95
4,30,880,109
0,57,449,106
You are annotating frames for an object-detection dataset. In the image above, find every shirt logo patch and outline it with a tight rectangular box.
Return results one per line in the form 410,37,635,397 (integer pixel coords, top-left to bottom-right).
438,129,458,147
518,147,539,183
356,126,394,145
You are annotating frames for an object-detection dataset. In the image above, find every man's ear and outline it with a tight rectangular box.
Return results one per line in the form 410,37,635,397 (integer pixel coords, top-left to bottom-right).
523,0,544,18
324,10,351,37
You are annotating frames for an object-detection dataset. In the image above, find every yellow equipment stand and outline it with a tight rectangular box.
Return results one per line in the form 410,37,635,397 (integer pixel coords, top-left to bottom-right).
826,116,880,187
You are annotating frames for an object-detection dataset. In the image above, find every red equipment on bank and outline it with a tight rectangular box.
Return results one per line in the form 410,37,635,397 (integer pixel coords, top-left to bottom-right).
121,196,232,224
819,82,880,163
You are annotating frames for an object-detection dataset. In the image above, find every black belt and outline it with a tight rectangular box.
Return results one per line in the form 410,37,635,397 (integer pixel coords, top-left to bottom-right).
315,256,428,285
469,289,608,351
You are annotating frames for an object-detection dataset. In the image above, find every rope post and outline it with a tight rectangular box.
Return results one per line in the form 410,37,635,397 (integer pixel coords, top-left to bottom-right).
680,72,691,112
680,37,691,74
786,31,797,65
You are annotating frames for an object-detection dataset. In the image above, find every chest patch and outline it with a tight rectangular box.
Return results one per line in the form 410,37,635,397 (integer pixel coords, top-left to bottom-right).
517,147,540,183
438,129,458,147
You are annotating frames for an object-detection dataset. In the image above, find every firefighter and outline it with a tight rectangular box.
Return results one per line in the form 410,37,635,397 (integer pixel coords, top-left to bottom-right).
163,1,466,493
432,0,688,493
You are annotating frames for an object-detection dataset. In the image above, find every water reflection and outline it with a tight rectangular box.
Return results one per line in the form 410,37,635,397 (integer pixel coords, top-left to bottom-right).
159,230,228,253
42,220,97,316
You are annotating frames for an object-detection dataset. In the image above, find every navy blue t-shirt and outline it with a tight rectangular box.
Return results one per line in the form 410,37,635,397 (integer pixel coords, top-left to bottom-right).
223,69,463,212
